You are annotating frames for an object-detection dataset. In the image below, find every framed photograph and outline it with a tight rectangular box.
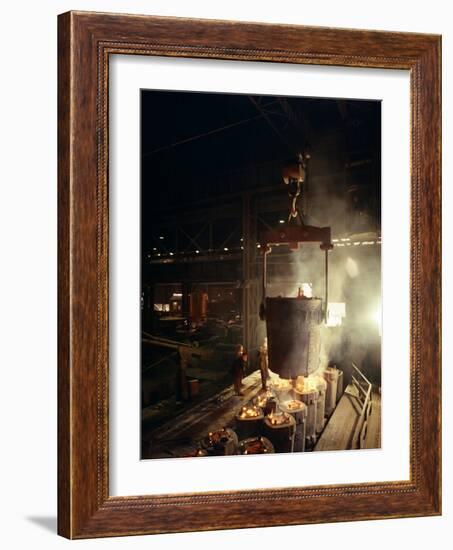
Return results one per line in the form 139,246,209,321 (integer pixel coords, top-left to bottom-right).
58,11,441,538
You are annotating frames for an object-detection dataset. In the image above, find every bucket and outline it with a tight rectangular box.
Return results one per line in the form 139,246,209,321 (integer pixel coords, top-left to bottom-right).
265,297,322,379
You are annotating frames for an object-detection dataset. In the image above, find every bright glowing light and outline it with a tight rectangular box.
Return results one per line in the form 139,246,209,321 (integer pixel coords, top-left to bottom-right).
300,282,313,298
373,307,382,335
345,257,359,278
279,219,285,224
224,247,229,251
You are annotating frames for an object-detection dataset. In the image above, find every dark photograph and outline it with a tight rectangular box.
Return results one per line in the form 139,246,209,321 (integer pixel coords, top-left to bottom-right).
140,90,381,459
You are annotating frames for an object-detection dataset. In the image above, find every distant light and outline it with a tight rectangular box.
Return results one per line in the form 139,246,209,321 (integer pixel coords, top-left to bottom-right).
195,250,200,254
169,252,174,256
240,238,244,242
332,239,339,243
256,244,261,248
157,253,161,257
353,242,361,246
153,247,157,251
373,307,382,335
240,246,244,250
279,219,285,224
159,236,164,240
224,247,229,251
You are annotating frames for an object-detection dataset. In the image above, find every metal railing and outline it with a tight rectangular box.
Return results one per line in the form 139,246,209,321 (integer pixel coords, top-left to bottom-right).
351,363,373,449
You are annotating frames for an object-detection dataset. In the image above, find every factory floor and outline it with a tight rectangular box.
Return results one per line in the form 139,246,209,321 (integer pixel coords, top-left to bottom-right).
142,371,382,459
142,370,264,459
141,348,235,438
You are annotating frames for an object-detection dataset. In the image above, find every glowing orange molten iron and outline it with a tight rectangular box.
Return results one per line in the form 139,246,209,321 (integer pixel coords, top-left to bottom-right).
284,399,304,411
238,405,261,419
267,410,291,426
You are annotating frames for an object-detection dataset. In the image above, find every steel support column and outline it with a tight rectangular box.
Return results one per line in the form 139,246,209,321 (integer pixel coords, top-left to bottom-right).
242,193,261,356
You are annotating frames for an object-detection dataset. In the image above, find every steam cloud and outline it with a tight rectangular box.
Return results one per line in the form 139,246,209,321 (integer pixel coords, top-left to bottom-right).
263,184,381,385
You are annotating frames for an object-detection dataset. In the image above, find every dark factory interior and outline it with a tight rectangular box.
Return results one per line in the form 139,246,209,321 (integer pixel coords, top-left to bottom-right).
141,89,381,459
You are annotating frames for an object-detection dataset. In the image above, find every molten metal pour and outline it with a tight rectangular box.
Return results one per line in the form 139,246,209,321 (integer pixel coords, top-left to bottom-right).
272,378,293,391
294,375,319,393
254,390,274,408
238,405,261,419
267,410,291,426
284,399,304,411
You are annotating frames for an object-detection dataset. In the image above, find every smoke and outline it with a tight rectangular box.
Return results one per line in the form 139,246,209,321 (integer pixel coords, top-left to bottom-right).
253,99,382,383
345,257,359,278
263,171,381,384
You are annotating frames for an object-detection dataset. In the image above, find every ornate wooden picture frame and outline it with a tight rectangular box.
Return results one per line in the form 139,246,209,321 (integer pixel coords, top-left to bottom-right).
58,11,441,539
